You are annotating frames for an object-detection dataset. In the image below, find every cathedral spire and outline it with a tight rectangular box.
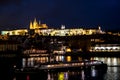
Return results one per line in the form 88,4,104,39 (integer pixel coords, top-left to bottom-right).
39,20,41,25
34,18,37,22
30,21,33,29
33,18,38,29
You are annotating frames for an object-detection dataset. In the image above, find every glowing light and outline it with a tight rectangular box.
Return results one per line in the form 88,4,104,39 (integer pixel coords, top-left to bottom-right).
91,69,96,77
67,56,71,62
64,72,68,80
81,70,85,80
113,47,119,50
47,72,51,80
23,50,47,54
22,58,26,67
113,58,117,65
58,72,64,80
66,48,71,52
107,58,111,65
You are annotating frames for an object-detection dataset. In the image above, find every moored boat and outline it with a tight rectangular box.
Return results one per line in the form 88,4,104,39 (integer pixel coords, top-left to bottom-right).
15,60,107,74
39,60,107,72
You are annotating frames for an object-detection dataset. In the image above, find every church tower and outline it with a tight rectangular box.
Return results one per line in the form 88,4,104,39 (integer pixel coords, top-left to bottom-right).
33,18,39,29
30,21,33,29
29,18,48,34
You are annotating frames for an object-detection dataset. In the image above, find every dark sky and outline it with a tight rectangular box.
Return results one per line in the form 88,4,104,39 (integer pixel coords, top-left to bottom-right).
0,0,120,31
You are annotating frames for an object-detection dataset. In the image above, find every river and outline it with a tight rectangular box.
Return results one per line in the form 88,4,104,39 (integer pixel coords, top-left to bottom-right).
1,57,120,80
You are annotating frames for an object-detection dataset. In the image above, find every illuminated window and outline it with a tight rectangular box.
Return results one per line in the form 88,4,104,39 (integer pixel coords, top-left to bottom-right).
66,48,71,52
67,56,71,62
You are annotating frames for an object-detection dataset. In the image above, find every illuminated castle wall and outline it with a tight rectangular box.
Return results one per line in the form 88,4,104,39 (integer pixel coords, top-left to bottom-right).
1,29,28,36
1,18,104,36
37,26,104,36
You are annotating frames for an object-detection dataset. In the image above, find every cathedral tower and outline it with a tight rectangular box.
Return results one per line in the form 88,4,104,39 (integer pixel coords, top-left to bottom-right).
29,18,48,29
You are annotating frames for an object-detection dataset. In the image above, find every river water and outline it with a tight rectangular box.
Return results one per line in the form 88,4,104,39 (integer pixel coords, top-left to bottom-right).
1,57,120,80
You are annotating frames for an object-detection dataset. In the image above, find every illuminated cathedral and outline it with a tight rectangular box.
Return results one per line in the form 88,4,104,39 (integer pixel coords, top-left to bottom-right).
30,18,48,29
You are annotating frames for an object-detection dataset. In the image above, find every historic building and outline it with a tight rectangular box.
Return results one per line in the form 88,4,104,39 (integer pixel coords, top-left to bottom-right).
1,18,104,36
29,18,48,35
30,18,48,29
1,29,28,36
1,18,48,36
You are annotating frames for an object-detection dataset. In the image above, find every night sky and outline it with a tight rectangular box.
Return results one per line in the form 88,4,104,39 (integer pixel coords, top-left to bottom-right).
0,0,120,31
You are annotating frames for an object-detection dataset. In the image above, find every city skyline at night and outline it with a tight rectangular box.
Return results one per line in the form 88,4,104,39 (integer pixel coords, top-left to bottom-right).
0,1,120,80
0,0,120,31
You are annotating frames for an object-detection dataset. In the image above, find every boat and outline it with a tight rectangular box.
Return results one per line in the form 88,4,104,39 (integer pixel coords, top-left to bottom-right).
15,60,107,73
38,60,107,72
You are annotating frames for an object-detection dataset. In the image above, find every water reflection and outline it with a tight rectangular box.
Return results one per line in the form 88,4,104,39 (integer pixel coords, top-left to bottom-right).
81,70,85,80
91,57,120,80
91,68,96,77
14,57,120,80
91,57,120,66
45,57,120,80
104,67,120,80
46,69,105,80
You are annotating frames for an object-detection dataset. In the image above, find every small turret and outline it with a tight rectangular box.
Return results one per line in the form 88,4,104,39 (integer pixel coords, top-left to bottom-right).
98,26,101,30
61,25,65,29
39,20,41,25
97,26,103,34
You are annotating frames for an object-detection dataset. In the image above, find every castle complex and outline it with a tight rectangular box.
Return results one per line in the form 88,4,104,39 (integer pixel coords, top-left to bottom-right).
1,18,104,36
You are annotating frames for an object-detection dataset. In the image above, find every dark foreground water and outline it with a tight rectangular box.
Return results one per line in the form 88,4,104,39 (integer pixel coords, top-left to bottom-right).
13,67,120,80
1,57,120,80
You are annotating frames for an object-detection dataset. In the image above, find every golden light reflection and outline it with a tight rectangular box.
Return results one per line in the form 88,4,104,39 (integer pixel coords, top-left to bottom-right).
58,72,64,80
67,56,71,62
